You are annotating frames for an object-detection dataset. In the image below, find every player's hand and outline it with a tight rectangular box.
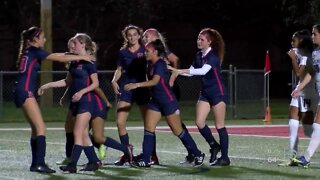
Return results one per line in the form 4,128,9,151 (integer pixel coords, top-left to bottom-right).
59,96,66,106
72,92,83,102
112,81,120,95
81,54,96,63
167,65,176,71
37,84,48,96
291,89,301,98
287,48,296,60
124,83,139,91
106,101,113,108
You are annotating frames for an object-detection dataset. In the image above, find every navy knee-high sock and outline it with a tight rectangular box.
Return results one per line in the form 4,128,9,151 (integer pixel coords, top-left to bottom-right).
70,144,83,167
143,130,155,163
35,135,46,166
178,129,201,157
199,125,219,147
152,134,157,156
120,133,129,145
83,146,100,163
30,138,37,166
217,127,229,159
104,137,128,153
181,123,193,155
89,133,100,149
66,132,74,158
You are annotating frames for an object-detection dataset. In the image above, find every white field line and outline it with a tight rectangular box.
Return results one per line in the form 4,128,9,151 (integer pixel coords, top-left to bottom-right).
0,175,20,180
0,124,289,131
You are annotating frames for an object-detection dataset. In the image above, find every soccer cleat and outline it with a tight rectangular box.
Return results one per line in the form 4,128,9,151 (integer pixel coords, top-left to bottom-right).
211,157,230,166
133,153,143,162
278,159,298,167
80,162,101,171
114,144,133,166
59,164,77,173
194,153,205,167
292,156,310,168
98,144,107,160
179,154,195,164
150,155,160,165
80,161,103,168
114,155,127,166
30,164,56,173
56,157,71,165
209,144,221,165
131,160,151,168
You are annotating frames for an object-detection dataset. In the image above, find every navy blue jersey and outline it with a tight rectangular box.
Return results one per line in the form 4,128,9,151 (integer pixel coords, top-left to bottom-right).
117,46,147,83
15,46,49,93
68,60,97,103
192,50,227,97
147,59,175,103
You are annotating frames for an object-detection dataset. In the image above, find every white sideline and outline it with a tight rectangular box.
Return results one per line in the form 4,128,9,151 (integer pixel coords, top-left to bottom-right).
0,124,289,131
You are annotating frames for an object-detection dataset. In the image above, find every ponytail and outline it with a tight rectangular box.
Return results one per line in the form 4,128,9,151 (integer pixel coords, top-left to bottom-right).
16,26,42,69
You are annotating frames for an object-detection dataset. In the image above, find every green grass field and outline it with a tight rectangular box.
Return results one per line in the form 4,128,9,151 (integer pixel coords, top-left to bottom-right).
1,121,320,180
2,98,317,179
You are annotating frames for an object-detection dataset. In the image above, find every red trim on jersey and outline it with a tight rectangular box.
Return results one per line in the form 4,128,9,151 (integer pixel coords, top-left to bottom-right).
24,58,37,91
213,67,224,95
94,94,103,111
161,78,173,101
86,77,91,102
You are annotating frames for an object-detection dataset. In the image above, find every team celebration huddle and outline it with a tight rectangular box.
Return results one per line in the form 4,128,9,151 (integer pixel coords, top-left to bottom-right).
14,24,230,173
14,23,320,174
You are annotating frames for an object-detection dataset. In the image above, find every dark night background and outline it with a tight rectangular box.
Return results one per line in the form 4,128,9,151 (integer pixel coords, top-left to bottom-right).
0,0,319,98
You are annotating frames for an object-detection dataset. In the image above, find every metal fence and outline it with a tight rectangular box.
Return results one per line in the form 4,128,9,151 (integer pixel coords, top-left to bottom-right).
0,66,265,121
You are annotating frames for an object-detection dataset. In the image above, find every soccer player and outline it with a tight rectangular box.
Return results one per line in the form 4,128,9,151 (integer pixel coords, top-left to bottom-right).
111,25,150,166
141,28,194,164
14,26,94,173
291,24,320,168
54,38,110,166
38,33,133,173
279,29,315,166
169,28,230,166
125,39,205,168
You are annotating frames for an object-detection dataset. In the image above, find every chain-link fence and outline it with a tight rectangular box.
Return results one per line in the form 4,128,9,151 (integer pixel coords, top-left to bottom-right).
0,67,265,122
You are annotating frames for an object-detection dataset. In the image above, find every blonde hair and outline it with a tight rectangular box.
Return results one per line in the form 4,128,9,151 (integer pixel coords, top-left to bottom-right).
143,28,168,50
73,33,97,57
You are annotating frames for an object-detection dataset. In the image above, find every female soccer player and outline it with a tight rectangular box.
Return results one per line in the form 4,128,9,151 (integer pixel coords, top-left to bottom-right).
169,28,230,166
14,26,94,173
140,28,193,165
291,24,320,168
279,29,314,166
125,39,204,168
111,25,150,166
38,33,133,173
54,38,110,166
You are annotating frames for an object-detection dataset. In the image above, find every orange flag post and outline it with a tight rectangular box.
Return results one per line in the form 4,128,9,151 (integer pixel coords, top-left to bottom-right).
263,50,272,123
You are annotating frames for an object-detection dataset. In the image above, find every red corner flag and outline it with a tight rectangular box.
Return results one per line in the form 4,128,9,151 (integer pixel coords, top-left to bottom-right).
264,50,271,76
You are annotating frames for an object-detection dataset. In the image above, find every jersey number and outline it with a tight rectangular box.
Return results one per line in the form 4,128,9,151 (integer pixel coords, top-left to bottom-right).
19,56,28,73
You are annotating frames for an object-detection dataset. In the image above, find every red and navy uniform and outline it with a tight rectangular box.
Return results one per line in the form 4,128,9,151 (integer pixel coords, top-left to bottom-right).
193,50,227,106
117,46,150,105
68,60,96,116
147,59,179,115
14,46,49,107
91,93,109,120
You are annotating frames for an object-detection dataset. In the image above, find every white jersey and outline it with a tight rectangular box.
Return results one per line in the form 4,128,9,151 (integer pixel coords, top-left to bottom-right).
292,49,317,111
311,47,320,106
